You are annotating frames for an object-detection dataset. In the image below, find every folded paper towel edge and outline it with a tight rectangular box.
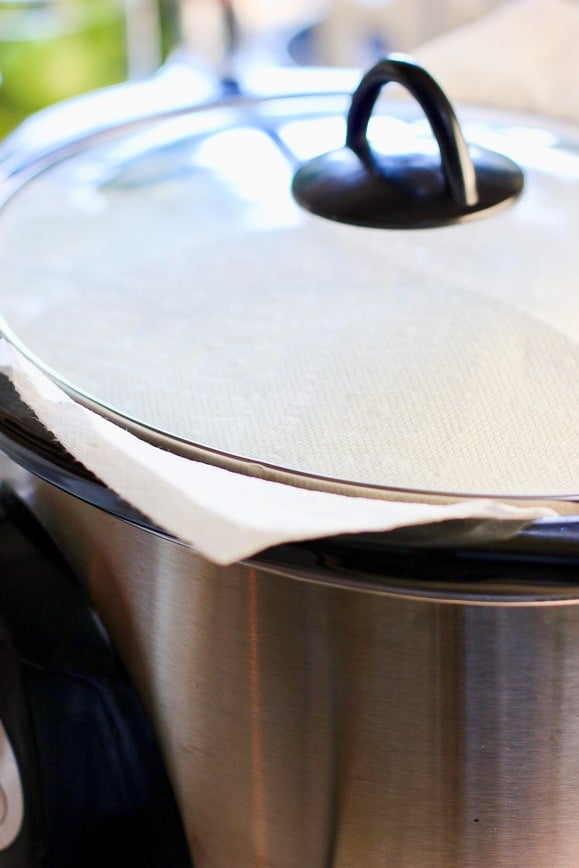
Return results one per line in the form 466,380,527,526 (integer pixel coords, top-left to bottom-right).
0,338,562,566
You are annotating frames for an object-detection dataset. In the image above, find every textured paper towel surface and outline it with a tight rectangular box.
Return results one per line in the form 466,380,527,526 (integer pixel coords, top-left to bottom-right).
0,101,577,496
0,339,558,564
0,0,577,561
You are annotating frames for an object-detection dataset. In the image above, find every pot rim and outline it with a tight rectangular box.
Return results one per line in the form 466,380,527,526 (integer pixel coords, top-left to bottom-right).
2,423,579,578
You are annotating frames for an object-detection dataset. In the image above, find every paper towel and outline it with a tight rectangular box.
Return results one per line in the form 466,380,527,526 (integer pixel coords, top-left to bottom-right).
0,0,577,563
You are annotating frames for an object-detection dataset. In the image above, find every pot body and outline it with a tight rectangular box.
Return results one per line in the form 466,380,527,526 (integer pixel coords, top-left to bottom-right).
15,475,579,868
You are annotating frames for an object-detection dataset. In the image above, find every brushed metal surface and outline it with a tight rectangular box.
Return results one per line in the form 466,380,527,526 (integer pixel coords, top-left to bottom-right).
22,479,579,868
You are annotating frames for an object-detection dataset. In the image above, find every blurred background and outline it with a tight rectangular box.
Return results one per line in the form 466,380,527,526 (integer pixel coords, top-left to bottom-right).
0,0,511,138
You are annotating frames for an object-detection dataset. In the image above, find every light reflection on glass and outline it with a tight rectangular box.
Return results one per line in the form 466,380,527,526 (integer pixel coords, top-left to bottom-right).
277,116,346,159
279,114,442,160
280,110,579,180
458,121,579,180
193,126,301,228
70,109,236,189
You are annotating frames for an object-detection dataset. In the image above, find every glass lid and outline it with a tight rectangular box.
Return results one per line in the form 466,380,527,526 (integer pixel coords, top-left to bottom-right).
0,80,578,500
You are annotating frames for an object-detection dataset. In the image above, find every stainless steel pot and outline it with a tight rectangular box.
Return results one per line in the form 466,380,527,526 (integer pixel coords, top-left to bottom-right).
9,474,579,868
0,56,578,868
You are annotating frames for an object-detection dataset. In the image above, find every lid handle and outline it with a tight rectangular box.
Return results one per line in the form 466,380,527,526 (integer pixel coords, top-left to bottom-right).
346,56,478,209
292,56,524,230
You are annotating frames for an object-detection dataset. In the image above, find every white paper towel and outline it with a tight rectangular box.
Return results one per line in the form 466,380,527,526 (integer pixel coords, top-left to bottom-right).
1,140,578,498
0,338,560,564
1,0,578,564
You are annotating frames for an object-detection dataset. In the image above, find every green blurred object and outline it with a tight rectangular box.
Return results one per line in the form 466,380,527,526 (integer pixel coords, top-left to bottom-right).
0,0,127,137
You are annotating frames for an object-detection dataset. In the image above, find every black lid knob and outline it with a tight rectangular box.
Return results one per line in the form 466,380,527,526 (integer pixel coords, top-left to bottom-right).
292,56,524,230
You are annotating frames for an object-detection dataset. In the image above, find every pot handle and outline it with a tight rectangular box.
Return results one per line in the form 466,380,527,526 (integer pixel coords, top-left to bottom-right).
292,55,524,230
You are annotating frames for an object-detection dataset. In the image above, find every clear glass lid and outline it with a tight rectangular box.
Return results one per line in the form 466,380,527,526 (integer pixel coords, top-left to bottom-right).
0,90,578,499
